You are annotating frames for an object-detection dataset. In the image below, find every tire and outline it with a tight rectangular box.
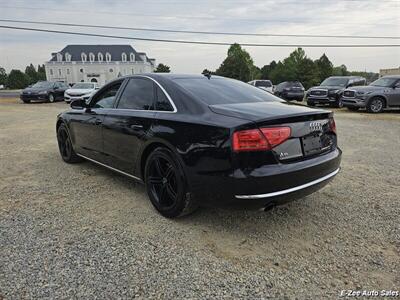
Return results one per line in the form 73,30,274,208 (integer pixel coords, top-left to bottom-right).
367,97,384,113
57,123,82,163
48,93,55,103
332,99,343,108
22,99,30,103
144,147,198,218
347,107,359,111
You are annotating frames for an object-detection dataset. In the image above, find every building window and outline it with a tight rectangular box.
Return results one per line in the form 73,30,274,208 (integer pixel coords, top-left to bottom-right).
50,69,53,75
67,69,70,75
121,52,127,62
57,53,62,62
130,53,135,62
58,69,62,76
81,52,87,62
109,68,113,73
106,52,111,62
98,52,103,62
89,52,95,62
80,68,84,73
65,52,71,62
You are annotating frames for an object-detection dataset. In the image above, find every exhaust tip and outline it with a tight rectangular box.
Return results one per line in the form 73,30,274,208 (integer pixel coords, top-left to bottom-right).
260,203,275,212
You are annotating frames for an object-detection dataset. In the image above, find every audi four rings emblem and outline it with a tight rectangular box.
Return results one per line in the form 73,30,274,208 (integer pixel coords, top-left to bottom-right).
309,121,322,132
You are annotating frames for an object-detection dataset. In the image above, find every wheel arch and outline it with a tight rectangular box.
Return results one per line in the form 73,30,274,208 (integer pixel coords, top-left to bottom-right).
368,94,388,108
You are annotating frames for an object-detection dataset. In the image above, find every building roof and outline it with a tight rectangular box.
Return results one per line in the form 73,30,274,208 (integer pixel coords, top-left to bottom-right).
49,44,154,63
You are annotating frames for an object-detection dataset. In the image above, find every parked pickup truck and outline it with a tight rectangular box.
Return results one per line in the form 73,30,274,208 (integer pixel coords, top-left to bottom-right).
341,75,400,113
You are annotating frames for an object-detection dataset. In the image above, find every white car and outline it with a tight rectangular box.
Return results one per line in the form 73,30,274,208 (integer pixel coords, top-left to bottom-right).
64,82,99,103
248,80,274,93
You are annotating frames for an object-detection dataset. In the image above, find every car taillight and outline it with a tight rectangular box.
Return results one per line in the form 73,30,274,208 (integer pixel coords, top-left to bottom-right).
233,127,291,152
329,118,336,134
260,127,291,148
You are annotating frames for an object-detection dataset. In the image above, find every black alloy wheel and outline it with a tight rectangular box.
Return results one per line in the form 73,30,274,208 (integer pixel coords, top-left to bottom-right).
57,124,82,163
145,148,198,218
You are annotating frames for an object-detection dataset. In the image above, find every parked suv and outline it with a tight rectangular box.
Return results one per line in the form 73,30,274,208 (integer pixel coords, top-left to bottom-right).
341,75,400,113
306,76,366,108
274,81,305,101
20,81,69,103
248,80,273,93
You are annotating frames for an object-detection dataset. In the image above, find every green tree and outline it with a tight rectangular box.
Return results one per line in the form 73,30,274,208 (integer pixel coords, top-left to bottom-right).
215,43,255,82
0,67,7,86
315,53,333,83
25,64,38,84
260,60,277,79
154,63,171,73
37,64,46,81
6,69,30,89
332,64,350,76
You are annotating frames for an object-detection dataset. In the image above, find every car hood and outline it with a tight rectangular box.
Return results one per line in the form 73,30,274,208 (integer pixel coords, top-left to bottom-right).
22,87,48,93
346,85,383,92
66,88,94,94
209,101,328,122
309,85,344,91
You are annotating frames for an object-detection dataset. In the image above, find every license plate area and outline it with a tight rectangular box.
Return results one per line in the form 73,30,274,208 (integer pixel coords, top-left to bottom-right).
302,134,322,156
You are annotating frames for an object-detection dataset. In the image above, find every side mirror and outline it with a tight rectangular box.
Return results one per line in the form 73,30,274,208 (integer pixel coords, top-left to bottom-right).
70,99,87,109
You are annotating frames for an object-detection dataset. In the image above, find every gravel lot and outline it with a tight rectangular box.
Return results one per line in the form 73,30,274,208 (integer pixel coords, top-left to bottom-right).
0,99,399,299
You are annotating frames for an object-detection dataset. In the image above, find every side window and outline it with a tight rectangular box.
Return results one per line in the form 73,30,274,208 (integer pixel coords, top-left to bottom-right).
117,78,154,110
155,85,173,111
92,82,122,109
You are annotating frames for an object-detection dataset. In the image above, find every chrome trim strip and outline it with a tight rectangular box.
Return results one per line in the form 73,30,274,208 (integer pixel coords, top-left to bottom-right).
76,154,143,182
136,75,178,113
235,168,340,199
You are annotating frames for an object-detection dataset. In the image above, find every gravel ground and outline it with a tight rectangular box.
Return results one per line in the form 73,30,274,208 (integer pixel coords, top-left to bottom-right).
0,99,399,299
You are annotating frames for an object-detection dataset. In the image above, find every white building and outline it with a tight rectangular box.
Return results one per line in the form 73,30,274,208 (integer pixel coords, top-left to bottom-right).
45,44,156,86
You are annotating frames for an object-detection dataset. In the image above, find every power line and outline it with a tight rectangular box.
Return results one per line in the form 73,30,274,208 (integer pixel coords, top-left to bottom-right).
0,19,399,40
0,5,398,27
1,25,400,47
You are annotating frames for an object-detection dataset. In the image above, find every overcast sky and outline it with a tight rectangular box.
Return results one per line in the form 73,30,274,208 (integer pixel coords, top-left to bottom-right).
0,0,399,73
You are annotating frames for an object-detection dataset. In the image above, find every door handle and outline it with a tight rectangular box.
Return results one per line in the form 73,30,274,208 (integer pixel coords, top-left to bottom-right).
94,118,102,125
130,124,143,129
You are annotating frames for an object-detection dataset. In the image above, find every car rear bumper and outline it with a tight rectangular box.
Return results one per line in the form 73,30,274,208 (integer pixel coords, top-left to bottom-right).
283,92,304,99
192,148,342,209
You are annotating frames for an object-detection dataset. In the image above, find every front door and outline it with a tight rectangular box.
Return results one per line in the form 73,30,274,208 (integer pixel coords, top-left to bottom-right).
387,80,400,106
102,77,157,174
69,80,123,161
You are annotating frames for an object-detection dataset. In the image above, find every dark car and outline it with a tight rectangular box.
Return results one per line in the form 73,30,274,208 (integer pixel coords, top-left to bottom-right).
306,76,366,108
341,75,400,113
20,81,69,103
274,81,305,101
56,74,341,218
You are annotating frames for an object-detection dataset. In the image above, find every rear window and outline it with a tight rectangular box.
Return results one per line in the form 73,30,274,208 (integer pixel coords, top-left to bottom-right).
174,77,278,105
255,80,272,88
288,81,304,88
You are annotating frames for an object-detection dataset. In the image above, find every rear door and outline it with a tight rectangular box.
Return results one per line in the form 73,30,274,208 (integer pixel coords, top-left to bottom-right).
102,77,157,174
69,80,123,161
387,80,400,106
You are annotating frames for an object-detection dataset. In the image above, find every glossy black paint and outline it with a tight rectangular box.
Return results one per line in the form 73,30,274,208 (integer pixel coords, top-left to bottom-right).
21,81,68,102
57,74,341,209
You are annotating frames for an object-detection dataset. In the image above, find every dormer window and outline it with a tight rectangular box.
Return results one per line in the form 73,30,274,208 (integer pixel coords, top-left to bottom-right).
89,52,95,62
98,52,103,62
65,52,71,62
130,53,135,62
57,53,62,62
81,52,87,62
121,52,127,62
106,52,111,62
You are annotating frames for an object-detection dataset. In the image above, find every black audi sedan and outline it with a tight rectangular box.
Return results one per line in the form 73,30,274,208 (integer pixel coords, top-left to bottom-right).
21,81,69,103
56,74,341,218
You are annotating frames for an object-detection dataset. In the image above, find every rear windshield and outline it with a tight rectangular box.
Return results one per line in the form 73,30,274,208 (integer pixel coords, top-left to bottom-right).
174,77,279,105
287,81,304,88
255,80,272,88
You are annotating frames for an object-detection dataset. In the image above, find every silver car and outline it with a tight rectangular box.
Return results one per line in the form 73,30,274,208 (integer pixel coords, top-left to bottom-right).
341,75,400,113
